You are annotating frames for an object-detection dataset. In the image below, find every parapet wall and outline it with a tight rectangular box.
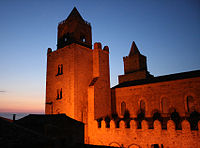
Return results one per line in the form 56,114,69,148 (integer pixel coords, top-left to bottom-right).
88,119,200,148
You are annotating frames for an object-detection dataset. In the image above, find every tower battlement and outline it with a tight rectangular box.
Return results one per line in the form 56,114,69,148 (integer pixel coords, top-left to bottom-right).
58,17,91,26
87,119,200,147
96,118,200,131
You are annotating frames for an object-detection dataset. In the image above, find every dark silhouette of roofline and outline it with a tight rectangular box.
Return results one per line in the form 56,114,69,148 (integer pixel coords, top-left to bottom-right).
0,116,13,122
66,7,84,21
129,41,140,56
58,7,91,26
17,113,84,125
112,70,200,88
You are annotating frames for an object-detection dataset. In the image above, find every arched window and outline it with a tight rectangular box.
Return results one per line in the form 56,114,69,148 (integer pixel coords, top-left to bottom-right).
80,35,86,42
186,96,195,112
64,37,68,42
170,110,180,129
161,97,168,113
140,100,145,113
56,64,63,76
121,101,126,116
137,100,146,128
153,111,162,121
64,33,70,43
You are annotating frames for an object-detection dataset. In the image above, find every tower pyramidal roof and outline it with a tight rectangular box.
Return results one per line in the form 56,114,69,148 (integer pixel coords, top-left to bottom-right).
66,7,84,22
129,41,140,56
57,7,92,49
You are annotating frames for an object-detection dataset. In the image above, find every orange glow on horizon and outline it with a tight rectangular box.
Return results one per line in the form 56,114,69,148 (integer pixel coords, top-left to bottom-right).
0,108,44,114
0,93,45,113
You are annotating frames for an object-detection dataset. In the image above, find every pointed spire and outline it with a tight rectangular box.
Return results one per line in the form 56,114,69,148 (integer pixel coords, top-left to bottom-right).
129,41,140,56
66,7,84,22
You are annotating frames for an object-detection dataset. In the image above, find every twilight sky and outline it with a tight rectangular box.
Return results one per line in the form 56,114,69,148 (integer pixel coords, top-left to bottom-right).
0,0,200,113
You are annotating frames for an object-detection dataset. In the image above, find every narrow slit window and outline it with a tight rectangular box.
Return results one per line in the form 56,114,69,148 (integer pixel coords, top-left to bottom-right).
57,89,59,99
60,88,62,99
61,64,63,74
56,88,62,100
58,65,61,75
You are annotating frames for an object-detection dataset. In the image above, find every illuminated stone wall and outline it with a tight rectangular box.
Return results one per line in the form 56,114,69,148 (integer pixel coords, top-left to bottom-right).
46,42,111,123
87,119,200,148
87,69,200,147
92,43,111,119
112,77,200,118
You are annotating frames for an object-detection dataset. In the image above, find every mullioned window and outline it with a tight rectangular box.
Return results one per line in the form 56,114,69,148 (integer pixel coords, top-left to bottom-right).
56,64,63,76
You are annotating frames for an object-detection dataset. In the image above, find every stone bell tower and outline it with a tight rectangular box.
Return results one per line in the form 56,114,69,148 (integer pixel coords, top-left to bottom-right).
57,7,92,49
118,41,153,83
45,7,111,123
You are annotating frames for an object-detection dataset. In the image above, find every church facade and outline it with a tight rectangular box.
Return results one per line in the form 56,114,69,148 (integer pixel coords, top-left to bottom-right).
45,8,200,148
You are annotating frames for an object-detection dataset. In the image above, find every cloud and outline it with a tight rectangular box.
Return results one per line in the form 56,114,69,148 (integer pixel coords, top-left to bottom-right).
0,91,6,93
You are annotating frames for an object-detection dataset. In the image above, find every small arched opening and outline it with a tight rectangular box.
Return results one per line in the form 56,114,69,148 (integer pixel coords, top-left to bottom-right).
97,118,103,128
63,33,70,43
80,35,86,42
105,116,111,128
137,110,145,129
137,100,146,128
170,109,181,129
153,111,162,121
189,111,199,130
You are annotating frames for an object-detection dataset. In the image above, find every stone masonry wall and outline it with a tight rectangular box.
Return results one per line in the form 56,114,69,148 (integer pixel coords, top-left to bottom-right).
112,77,200,118
46,42,111,123
45,43,93,123
92,43,111,119
87,119,200,148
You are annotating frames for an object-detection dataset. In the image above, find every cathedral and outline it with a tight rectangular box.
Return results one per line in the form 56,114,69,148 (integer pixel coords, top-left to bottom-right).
45,7,200,148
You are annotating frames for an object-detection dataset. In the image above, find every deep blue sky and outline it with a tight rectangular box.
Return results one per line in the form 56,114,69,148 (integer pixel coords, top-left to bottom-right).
0,0,200,113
